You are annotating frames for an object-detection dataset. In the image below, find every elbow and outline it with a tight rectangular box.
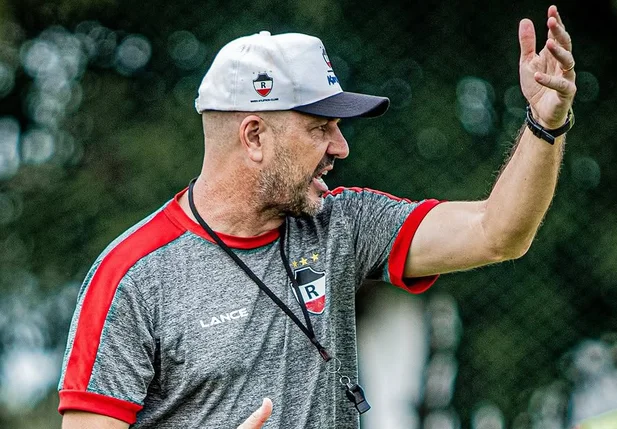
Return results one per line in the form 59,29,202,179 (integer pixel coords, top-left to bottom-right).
479,202,537,262
489,234,534,262
501,239,533,261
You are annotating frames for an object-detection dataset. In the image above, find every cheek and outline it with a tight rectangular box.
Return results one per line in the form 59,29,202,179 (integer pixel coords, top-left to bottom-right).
283,134,327,176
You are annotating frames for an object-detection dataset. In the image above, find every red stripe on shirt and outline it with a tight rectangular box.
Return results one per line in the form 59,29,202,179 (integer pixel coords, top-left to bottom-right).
326,186,413,203
61,209,185,395
388,199,443,293
59,390,142,424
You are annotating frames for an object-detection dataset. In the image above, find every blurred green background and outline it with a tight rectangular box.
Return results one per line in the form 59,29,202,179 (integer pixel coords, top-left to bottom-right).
0,0,616,428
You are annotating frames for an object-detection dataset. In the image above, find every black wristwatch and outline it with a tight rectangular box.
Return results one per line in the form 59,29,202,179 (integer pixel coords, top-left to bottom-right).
525,105,575,145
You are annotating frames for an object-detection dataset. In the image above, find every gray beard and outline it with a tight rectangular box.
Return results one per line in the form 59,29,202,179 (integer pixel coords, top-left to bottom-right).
257,168,321,218
256,152,333,218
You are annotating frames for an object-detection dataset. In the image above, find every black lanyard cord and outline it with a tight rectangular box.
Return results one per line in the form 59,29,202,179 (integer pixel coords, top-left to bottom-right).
277,220,325,354
187,178,331,361
186,178,371,414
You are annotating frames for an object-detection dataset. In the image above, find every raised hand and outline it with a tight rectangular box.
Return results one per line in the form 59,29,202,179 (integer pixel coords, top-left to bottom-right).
237,398,273,429
518,5,577,129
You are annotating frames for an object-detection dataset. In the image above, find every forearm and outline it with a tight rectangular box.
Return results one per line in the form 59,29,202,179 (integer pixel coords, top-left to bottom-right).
482,124,565,257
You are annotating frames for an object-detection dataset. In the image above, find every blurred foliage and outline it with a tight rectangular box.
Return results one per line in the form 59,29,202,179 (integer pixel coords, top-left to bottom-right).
0,0,616,427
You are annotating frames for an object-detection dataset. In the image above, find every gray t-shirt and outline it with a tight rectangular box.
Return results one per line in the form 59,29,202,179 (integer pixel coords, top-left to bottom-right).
58,186,441,428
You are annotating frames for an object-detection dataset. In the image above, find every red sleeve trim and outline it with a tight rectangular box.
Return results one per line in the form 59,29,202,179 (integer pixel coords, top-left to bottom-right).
62,210,185,393
58,390,142,424
388,199,444,294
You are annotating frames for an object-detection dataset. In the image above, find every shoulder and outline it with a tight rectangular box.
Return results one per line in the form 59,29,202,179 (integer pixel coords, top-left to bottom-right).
323,186,423,212
324,186,416,203
90,202,188,284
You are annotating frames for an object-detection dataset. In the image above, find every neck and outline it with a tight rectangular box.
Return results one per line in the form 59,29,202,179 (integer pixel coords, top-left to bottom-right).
179,174,285,237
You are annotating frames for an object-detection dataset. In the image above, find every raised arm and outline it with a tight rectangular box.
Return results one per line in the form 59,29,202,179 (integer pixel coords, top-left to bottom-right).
405,5,576,278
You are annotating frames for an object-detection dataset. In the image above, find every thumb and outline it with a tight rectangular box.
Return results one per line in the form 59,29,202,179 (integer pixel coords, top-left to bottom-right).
237,398,273,429
518,18,537,63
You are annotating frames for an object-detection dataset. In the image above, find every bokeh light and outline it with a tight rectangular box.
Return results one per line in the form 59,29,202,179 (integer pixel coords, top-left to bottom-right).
0,117,20,180
79,22,117,67
21,129,55,165
20,39,62,79
424,409,461,429
570,156,601,190
456,77,496,136
168,30,207,71
424,352,459,408
472,403,506,429
0,62,15,98
428,292,462,351
115,34,152,76
0,348,60,412
380,77,412,110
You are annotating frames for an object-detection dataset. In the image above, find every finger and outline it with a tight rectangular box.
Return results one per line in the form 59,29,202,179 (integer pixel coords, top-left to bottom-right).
547,16,572,51
519,18,537,63
548,4,565,29
546,39,576,73
534,72,576,95
237,398,273,429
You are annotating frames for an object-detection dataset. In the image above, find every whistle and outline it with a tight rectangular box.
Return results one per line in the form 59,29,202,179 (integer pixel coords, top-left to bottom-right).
345,382,371,414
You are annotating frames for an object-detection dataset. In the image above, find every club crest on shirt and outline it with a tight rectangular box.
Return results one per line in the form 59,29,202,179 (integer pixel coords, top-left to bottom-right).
292,266,326,315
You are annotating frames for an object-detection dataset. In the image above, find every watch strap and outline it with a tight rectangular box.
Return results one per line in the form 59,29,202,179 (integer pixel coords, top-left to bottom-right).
525,105,574,145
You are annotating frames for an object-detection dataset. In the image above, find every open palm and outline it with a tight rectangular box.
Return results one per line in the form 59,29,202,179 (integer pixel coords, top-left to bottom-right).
518,5,576,129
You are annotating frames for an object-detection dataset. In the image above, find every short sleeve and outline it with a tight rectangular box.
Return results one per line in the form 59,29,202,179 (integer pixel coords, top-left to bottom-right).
58,269,155,424
387,198,442,293
324,187,443,293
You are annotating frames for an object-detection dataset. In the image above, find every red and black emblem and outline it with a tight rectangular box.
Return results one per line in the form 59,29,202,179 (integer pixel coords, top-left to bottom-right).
292,266,326,314
253,72,273,97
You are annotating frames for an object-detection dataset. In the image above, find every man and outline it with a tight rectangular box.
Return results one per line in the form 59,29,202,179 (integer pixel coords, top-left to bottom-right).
58,5,576,428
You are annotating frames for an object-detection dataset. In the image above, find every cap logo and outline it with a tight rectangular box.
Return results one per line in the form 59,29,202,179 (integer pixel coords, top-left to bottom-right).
327,75,339,86
253,72,273,97
322,48,332,69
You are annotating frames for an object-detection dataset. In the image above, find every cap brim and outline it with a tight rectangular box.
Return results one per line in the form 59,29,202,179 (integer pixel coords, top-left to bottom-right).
292,92,390,119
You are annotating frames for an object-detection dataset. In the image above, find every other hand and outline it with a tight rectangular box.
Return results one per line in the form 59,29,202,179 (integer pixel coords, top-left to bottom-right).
518,5,577,129
237,398,273,429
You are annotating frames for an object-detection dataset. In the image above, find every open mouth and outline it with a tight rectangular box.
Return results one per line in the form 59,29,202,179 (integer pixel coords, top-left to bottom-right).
311,168,329,193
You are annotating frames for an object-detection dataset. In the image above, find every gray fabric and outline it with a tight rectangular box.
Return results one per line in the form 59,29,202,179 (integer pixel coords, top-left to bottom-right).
59,187,429,428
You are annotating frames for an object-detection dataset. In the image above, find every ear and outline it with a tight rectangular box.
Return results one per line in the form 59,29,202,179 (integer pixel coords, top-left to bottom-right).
239,115,269,163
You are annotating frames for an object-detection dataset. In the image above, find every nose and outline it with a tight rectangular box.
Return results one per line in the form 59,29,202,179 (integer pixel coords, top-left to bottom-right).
327,124,349,159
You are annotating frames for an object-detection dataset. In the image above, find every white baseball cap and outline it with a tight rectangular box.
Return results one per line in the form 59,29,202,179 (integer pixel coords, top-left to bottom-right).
195,31,390,118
